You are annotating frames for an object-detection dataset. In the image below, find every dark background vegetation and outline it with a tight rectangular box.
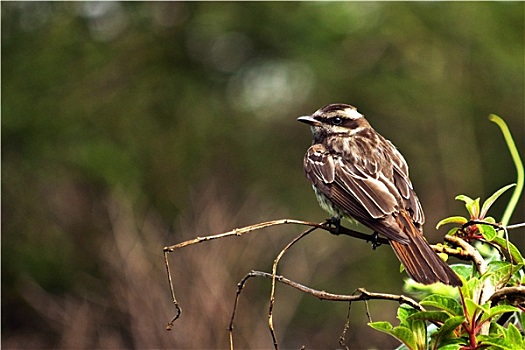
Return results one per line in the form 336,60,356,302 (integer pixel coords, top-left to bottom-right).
2,2,524,349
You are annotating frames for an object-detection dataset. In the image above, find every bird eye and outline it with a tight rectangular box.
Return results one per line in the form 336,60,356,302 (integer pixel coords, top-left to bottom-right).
332,117,343,125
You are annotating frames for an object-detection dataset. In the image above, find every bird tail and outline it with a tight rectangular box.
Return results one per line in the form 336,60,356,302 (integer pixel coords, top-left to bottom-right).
390,211,462,286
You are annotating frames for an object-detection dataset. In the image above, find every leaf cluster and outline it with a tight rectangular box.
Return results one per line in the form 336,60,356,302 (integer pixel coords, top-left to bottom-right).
369,117,524,349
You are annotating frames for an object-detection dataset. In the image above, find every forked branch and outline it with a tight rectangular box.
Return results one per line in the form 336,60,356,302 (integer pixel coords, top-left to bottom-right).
229,270,424,350
162,217,470,346
163,218,387,329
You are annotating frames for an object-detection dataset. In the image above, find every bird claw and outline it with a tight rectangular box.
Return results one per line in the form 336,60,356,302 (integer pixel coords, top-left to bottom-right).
326,217,342,235
370,232,382,250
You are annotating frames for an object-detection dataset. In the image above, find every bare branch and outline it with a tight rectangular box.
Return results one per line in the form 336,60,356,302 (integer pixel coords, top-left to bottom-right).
268,227,317,350
461,219,525,231
339,302,352,350
163,218,387,253
430,243,472,261
251,270,422,308
165,218,467,330
489,286,525,306
444,235,487,276
229,270,424,349
164,218,390,329
507,222,525,230
164,250,181,330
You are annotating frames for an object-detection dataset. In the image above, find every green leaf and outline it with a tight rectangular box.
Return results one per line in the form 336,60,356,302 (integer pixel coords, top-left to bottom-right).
398,304,419,324
451,264,473,281
391,326,418,350
480,184,516,218
469,198,480,218
408,311,451,323
461,276,484,301
491,236,525,265
455,195,480,218
487,261,524,285
464,298,484,322
447,227,460,236
479,305,520,324
478,224,497,241
490,322,507,336
368,323,418,350
477,335,522,350
484,216,496,223
433,316,466,348
455,194,474,204
410,319,427,349
369,321,393,333
436,345,462,350
436,216,468,229
438,315,466,336
420,295,463,316
506,323,525,347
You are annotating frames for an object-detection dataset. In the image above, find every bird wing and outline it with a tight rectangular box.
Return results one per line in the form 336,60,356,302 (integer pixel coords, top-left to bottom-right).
304,143,412,243
389,143,425,226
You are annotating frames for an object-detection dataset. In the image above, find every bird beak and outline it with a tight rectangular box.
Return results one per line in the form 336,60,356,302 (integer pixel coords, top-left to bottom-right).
297,115,321,126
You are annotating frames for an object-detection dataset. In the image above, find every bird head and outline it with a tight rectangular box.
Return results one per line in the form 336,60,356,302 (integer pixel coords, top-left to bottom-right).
297,104,369,141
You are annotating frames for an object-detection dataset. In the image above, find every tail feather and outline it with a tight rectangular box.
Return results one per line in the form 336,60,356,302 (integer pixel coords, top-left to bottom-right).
390,212,462,286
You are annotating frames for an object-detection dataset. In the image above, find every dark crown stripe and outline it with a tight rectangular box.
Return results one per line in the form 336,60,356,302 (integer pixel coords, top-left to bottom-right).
320,103,355,113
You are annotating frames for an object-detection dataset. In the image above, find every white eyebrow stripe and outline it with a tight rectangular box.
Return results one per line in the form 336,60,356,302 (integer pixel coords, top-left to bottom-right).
345,108,363,120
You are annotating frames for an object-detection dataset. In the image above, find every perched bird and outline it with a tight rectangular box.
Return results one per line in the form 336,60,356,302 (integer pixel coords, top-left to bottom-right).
298,103,461,286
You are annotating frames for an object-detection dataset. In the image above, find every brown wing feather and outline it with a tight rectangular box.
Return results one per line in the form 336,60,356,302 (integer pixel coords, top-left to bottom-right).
391,211,462,286
304,144,409,243
390,145,425,225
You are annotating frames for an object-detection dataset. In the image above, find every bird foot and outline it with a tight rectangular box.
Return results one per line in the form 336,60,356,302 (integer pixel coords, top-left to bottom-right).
369,232,382,250
326,217,342,235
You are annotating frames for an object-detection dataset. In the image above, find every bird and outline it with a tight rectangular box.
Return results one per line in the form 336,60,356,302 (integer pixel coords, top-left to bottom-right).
297,103,462,286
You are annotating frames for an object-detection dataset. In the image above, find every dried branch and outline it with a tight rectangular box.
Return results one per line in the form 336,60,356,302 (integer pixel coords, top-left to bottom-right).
339,302,353,350
430,243,472,261
268,227,317,349
163,218,389,329
489,286,525,306
163,219,385,253
164,218,467,331
228,270,425,349
444,235,487,276
253,270,423,308
507,222,525,230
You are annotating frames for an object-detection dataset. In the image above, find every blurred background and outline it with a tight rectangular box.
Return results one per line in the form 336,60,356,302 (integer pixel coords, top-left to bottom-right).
2,2,524,349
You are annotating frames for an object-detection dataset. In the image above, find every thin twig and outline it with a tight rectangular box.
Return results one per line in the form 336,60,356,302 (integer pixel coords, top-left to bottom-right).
228,272,254,350
164,218,388,328
489,286,525,306
229,270,424,349
163,219,385,253
338,302,352,350
163,219,464,340
165,217,464,330
444,236,487,276
430,243,472,261
268,226,319,350
507,222,525,230
461,220,504,231
246,270,423,309
164,250,181,330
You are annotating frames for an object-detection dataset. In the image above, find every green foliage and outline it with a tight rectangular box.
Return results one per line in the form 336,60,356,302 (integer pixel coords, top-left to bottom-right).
436,184,515,231
369,118,524,349
370,281,523,349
